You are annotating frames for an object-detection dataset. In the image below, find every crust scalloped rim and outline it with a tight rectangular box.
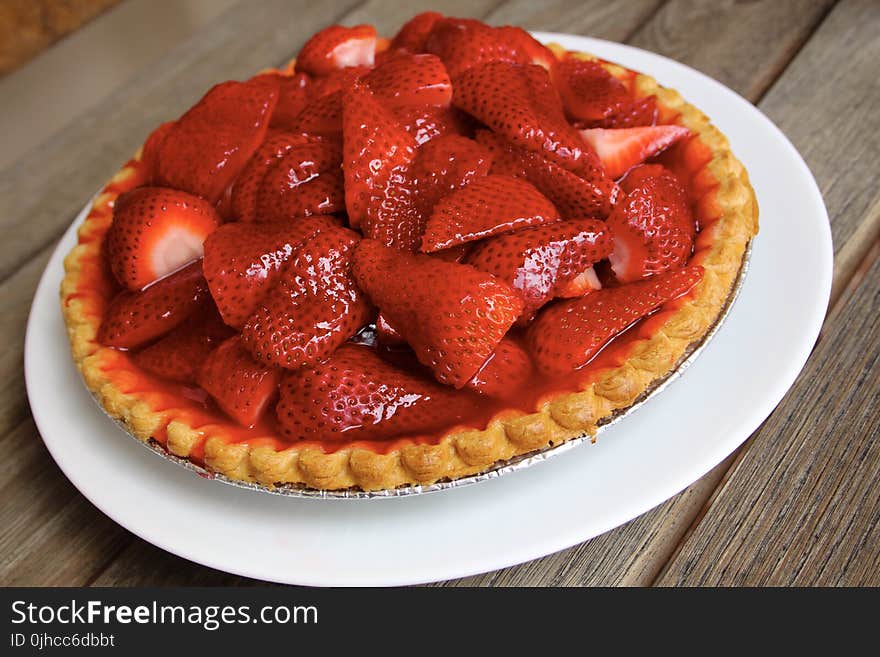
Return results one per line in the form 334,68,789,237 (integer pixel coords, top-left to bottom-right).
61,47,758,491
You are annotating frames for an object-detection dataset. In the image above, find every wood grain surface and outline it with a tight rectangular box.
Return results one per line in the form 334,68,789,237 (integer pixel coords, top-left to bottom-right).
1,0,877,587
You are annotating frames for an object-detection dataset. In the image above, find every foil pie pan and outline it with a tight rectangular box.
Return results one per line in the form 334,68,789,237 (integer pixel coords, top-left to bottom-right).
90,244,751,499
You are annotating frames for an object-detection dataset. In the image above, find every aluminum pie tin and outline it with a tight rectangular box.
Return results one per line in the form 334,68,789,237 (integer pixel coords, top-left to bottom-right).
92,244,751,500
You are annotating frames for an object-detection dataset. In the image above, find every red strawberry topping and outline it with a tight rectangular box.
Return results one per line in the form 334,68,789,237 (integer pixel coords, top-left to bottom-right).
97,261,208,349
156,76,279,204
202,216,337,328
276,343,479,441
495,26,556,69
393,104,469,145
466,337,533,399
453,61,590,171
230,131,313,222
352,239,523,388
140,121,175,184
476,130,618,218
389,12,443,53
424,18,531,78
466,219,612,321
590,96,658,129
197,336,281,428
241,227,372,369
342,81,416,227
106,186,220,290
295,24,377,77
364,135,492,251
286,66,370,136
580,125,691,179
607,164,696,283
254,140,344,220
375,313,406,345
552,58,628,122
132,305,234,383
527,265,704,376
554,266,602,298
421,174,560,252
363,53,452,108
266,72,312,130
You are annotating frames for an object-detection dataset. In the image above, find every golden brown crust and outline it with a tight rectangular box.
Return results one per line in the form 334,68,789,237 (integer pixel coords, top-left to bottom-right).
61,47,758,491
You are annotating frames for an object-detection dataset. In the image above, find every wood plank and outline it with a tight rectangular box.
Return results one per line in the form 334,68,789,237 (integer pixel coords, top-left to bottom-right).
630,0,835,100
656,249,880,586
0,243,52,437
0,418,131,585
91,540,260,587
756,0,880,285
485,0,663,40
0,0,362,284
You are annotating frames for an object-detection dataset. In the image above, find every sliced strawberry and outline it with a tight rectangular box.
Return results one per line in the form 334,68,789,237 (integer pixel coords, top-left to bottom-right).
580,125,691,179
393,104,469,145
591,96,658,129
424,17,531,78
375,313,406,346
453,61,589,171
106,187,220,290
421,174,560,252
527,265,704,376
255,140,344,220
466,337,533,399
241,227,372,369
197,336,281,428
552,58,628,122
389,11,443,53
284,66,370,136
295,24,377,77
364,53,452,108
308,65,370,98
266,72,311,130
276,343,479,442
466,219,612,321
411,134,494,209
554,266,602,298
496,26,556,69
475,130,618,218
230,131,313,222
342,81,417,227
364,135,493,251
156,76,279,204
132,305,234,383
361,166,421,251
97,261,208,349
140,121,175,184
289,90,345,136
608,164,696,283
352,239,523,387
202,217,337,328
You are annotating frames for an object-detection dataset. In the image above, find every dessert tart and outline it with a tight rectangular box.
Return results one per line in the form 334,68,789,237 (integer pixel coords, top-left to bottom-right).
61,14,758,492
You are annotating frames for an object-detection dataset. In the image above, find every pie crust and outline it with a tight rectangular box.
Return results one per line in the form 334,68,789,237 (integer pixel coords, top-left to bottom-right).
61,46,759,491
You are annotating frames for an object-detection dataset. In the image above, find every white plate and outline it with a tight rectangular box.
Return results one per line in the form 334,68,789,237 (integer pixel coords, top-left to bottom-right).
25,34,832,586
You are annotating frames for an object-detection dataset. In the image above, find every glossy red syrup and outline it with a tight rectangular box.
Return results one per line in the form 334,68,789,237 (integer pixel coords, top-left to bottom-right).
69,84,720,462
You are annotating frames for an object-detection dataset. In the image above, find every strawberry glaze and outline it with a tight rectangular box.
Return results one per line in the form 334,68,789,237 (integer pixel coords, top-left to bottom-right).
67,70,721,462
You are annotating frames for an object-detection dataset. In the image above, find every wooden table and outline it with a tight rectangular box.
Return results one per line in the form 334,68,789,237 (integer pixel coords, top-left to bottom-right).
1,0,877,587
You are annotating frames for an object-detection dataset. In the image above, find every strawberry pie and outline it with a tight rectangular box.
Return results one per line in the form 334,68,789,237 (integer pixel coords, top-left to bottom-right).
61,14,758,491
